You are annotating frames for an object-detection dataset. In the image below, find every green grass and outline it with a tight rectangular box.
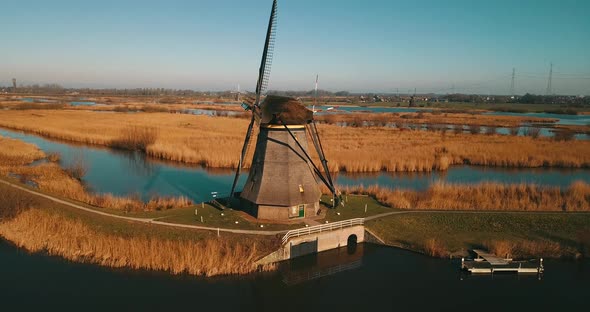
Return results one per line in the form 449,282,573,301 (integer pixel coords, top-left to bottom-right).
0,181,211,241
0,175,301,232
155,204,304,231
0,177,284,243
322,194,394,222
365,212,590,255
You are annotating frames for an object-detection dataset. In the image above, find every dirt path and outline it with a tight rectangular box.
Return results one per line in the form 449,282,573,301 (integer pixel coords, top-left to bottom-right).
0,179,287,236
2,178,587,237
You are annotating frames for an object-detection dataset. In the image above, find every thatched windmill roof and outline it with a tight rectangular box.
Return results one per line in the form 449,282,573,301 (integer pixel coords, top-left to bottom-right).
260,95,313,125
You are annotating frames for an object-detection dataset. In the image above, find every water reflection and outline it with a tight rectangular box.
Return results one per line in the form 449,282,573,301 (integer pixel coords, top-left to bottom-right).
281,244,365,285
1,239,589,311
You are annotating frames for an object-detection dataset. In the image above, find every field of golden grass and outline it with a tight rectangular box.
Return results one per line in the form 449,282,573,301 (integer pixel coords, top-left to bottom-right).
0,110,589,172
317,111,557,127
0,94,244,113
342,181,590,211
0,183,276,276
0,135,46,165
0,209,268,276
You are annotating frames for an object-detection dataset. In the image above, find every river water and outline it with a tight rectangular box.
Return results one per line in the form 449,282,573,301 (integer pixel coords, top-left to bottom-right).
1,239,588,311
1,128,588,202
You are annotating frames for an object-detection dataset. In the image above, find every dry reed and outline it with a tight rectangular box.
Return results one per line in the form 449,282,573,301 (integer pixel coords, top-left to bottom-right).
110,125,159,151
0,209,272,276
424,238,449,257
485,239,564,259
484,240,514,258
0,135,46,166
0,110,589,172
341,181,590,211
315,111,557,128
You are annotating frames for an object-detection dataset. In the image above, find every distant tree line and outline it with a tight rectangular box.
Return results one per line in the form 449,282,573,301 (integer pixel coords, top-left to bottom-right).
268,89,350,97
442,93,590,106
514,93,590,105
1,83,588,106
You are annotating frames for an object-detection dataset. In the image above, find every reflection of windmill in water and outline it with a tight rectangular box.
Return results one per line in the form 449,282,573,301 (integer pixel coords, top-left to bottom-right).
230,0,338,220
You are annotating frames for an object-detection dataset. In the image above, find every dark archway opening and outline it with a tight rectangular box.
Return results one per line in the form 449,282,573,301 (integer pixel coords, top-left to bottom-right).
347,234,358,254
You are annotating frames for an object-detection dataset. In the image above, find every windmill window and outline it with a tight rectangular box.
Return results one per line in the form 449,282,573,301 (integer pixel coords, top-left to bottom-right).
299,184,304,193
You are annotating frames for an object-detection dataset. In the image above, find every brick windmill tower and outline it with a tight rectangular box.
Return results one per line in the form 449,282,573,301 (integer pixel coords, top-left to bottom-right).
230,0,337,220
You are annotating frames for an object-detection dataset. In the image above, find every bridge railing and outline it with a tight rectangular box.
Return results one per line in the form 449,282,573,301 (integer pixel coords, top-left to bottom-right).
281,218,364,245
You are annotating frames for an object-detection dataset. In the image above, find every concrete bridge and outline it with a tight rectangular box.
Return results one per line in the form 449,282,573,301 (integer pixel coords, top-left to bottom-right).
257,218,365,265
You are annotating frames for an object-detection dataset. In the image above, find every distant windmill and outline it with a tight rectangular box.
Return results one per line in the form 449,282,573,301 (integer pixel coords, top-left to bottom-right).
12,78,16,92
230,84,242,101
313,74,319,114
230,0,337,220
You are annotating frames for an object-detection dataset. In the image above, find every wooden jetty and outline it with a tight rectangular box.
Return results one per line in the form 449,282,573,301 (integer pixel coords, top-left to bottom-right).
461,249,544,274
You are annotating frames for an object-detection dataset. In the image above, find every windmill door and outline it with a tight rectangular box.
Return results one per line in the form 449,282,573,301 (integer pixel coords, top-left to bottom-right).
298,204,305,218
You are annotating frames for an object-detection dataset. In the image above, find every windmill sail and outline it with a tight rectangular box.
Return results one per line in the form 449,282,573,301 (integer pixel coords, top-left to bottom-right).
255,0,278,105
230,0,278,197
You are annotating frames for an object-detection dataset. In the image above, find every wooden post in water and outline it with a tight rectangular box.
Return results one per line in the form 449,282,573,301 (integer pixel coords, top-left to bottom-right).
364,204,367,213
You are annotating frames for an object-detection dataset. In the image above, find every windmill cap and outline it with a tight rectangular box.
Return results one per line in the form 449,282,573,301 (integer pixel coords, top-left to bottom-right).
260,95,313,125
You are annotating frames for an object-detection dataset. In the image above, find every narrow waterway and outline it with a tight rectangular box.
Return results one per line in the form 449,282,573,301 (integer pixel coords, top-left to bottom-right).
484,111,590,126
1,128,588,202
0,239,588,311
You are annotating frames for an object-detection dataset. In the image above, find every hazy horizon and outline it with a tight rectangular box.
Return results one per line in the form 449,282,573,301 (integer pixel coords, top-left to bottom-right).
1,0,589,95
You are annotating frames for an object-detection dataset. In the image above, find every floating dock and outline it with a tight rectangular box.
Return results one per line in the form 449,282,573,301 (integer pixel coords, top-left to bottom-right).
461,249,544,274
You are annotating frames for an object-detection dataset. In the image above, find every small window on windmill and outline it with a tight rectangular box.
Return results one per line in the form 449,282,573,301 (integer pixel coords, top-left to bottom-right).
299,184,304,193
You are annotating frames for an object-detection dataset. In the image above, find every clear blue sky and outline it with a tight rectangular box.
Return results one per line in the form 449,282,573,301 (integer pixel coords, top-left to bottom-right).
1,0,589,95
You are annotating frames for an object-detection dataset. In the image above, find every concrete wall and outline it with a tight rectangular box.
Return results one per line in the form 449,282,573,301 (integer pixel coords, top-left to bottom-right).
256,226,366,265
257,205,289,220
285,225,365,259
257,202,320,220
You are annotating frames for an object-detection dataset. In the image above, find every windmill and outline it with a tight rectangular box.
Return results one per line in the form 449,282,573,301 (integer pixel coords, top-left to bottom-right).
229,0,338,220
313,74,319,114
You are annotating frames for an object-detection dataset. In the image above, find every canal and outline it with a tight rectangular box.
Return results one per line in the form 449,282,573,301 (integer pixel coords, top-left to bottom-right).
1,128,588,203
1,239,588,311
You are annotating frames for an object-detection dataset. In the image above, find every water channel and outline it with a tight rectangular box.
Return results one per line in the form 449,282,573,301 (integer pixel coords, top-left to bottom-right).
1,239,588,310
0,128,588,203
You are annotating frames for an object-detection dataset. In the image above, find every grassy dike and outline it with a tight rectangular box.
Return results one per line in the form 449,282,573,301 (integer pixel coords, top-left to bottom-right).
0,181,279,277
323,194,590,259
365,212,590,259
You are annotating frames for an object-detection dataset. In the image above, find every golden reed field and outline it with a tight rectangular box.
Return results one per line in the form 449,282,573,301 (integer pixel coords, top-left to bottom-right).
0,209,271,276
0,184,275,276
342,182,590,211
0,109,589,172
316,111,558,127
